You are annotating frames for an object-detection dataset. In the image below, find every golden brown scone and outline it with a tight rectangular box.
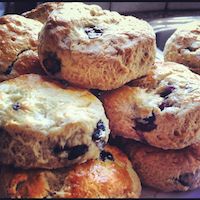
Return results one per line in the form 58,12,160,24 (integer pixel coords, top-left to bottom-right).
124,140,200,192
22,2,63,23
164,21,200,75
103,61,200,150
38,2,156,90
0,15,45,82
0,146,141,198
0,74,110,169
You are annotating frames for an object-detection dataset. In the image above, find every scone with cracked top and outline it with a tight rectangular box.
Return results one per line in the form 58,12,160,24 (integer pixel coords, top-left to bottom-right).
38,2,156,90
0,15,45,82
0,145,141,198
103,62,200,149
0,74,110,169
22,2,63,23
124,140,200,192
164,21,200,75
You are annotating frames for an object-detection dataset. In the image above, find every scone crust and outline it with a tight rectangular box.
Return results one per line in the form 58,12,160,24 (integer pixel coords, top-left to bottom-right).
0,146,141,198
0,15,45,81
38,2,156,90
0,74,110,169
22,2,63,23
164,21,200,74
125,140,200,192
103,62,200,149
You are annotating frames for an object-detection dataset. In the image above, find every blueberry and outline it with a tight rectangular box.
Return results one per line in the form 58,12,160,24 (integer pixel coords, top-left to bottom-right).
53,144,64,154
84,26,103,39
160,86,175,98
68,145,88,160
92,120,106,141
159,101,172,111
97,120,105,131
100,150,114,162
134,113,157,132
92,129,102,141
176,173,195,187
4,65,13,75
43,53,61,75
12,102,21,111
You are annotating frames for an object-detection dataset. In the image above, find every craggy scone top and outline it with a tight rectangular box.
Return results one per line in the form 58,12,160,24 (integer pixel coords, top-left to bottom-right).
164,21,200,74
38,2,156,90
0,15,44,81
103,62,200,149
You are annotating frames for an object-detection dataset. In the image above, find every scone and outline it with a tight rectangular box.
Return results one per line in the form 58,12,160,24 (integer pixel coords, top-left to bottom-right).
0,15,45,82
124,140,200,192
38,2,156,90
164,21,200,74
0,146,141,198
0,74,110,169
22,2,63,23
103,62,200,149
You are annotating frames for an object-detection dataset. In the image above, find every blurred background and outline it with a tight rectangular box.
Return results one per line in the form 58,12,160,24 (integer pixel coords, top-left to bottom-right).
1,1,200,21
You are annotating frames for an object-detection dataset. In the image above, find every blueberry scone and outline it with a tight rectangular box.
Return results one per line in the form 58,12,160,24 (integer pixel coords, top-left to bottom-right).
164,21,200,75
0,74,110,169
38,2,156,90
103,62,200,149
124,140,200,192
0,15,45,82
22,2,63,23
0,146,141,198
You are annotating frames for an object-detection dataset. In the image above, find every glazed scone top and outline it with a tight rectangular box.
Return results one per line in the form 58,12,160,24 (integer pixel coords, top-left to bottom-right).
0,74,109,139
39,2,155,56
0,15,42,75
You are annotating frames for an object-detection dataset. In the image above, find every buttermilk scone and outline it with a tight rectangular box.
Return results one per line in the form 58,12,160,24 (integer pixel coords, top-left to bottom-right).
103,62,200,150
0,74,110,169
22,2,63,23
0,146,141,198
0,15,45,82
124,140,200,192
164,21,200,74
38,2,156,90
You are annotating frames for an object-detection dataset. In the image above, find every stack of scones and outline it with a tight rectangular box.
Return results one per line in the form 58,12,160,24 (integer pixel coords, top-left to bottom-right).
0,2,200,197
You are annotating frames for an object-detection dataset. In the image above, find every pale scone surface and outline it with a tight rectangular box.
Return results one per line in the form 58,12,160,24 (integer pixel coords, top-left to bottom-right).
125,140,200,192
38,2,156,90
0,15,44,81
103,62,200,149
164,21,200,74
0,74,110,168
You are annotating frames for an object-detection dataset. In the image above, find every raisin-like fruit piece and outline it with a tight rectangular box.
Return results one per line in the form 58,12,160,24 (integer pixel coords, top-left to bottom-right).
43,53,61,75
160,86,175,98
134,113,157,132
100,150,114,162
84,26,103,39
68,145,88,160
12,102,21,111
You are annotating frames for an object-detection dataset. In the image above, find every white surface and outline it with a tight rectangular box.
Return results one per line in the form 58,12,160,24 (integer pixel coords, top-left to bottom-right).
142,187,200,198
